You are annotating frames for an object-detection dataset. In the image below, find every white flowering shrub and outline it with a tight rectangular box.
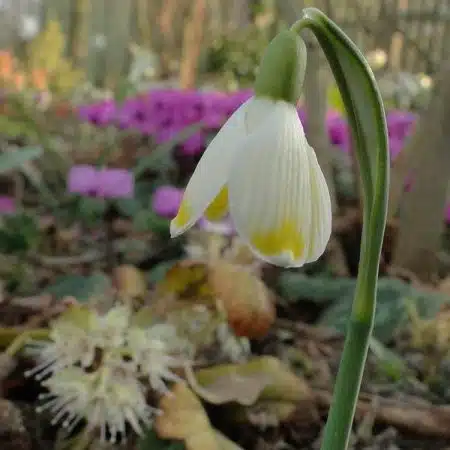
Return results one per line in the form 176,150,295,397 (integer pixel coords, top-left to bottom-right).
26,304,191,443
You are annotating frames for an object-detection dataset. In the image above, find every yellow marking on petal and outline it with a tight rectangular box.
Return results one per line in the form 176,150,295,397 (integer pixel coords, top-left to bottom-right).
172,200,192,227
250,218,304,259
204,186,229,221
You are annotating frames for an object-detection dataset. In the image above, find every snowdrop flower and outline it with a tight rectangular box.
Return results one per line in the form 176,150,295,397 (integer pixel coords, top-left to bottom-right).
170,30,332,267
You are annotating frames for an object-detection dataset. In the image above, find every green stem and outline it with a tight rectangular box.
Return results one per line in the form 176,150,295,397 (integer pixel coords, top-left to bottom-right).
292,8,389,450
320,319,372,449
3,328,50,356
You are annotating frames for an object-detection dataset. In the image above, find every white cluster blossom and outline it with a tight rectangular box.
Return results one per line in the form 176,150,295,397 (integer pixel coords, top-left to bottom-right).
26,305,189,442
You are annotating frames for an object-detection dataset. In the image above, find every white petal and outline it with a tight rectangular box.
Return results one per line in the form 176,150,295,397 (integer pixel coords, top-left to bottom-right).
304,145,332,263
170,98,252,237
228,99,313,267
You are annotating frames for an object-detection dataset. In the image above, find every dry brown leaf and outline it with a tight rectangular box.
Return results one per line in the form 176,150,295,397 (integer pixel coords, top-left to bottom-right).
194,356,312,405
186,363,271,405
438,276,450,297
113,265,147,300
155,383,220,450
244,400,298,428
153,260,213,304
208,262,275,339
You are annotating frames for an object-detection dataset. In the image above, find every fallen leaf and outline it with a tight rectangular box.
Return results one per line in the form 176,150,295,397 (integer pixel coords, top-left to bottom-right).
185,363,271,405
439,276,450,297
244,401,298,428
154,260,213,304
113,264,147,300
155,383,220,450
208,262,275,339
193,356,312,404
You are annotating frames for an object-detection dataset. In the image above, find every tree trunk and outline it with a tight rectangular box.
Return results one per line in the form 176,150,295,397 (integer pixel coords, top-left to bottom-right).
392,62,450,282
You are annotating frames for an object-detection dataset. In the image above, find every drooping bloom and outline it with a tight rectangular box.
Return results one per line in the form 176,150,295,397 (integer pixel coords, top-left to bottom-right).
170,30,332,268
68,165,134,199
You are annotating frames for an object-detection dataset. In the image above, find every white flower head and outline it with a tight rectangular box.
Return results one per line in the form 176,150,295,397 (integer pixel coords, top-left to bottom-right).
26,305,131,378
38,359,154,442
127,323,189,394
170,96,332,267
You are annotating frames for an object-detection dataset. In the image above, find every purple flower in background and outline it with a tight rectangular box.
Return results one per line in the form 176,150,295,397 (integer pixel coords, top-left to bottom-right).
155,125,183,145
202,91,230,129
389,137,404,160
182,131,205,156
0,196,15,214
96,169,134,198
78,100,116,126
297,107,307,126
327,112,350,151
68,165,134,199
117,98,142,129
386,110,416,140
152,185,184,219
68,165,98,196
446,204,450,224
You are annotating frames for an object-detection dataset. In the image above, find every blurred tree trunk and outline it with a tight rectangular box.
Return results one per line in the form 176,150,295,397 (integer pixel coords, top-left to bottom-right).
179,0,207,89
392,62,450,282
69,0,90,67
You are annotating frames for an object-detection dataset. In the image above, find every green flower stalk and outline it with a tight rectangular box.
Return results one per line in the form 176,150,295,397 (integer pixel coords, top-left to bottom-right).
291,8,389,450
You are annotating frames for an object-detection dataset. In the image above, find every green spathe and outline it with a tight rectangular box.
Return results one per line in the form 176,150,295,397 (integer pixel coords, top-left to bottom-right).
254,29,307,105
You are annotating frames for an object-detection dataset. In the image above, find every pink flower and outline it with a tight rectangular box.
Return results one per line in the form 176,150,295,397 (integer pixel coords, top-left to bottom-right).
68,165,134,199
0,196,15,214
151,186,184,218
182,131,205,156
68,165,98,196
446,204,450,224
96,169,134,198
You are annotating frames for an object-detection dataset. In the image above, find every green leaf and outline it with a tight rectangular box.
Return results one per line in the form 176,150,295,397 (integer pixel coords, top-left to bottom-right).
0,214,40,254
45,273,111,301
134,123,203,177
138,427,185,450
0,147,43,174
327,84,346,115
146,259,180,285
318,278,450,343
318,278,409,341
78,197,106,223
278,273,355,303
133,210,170,236
369,336,411,381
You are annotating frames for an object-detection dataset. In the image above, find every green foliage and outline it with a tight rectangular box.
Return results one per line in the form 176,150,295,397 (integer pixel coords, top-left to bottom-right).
0,146,42,174
201,25,273,89
44,273,111,301
0,213,40,254
278,272,355,303
26,19,84,95
278,273,450,343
